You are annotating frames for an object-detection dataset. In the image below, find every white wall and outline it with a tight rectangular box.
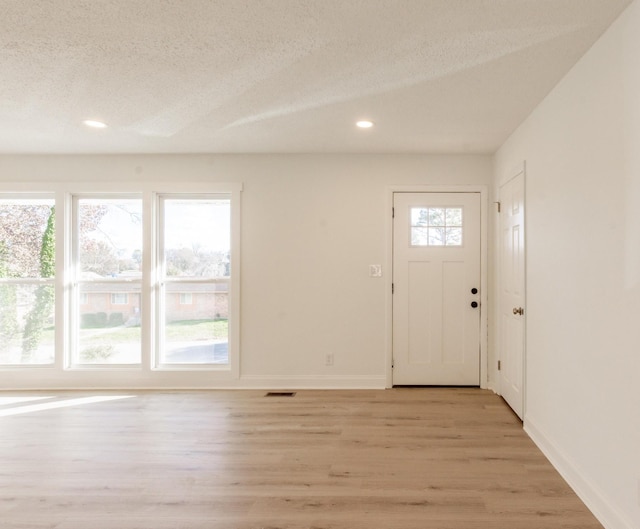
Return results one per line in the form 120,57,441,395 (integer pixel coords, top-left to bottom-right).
0,153,492,389
494,2,640,527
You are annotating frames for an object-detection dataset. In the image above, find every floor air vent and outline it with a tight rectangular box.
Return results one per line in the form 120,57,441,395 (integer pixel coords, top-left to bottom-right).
265,391,297,397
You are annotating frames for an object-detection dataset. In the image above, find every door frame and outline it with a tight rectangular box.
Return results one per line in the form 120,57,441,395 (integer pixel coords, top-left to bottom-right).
385,185,489,388
496,161,527,416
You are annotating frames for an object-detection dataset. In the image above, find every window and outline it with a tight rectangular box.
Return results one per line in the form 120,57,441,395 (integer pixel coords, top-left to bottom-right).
411,207,463,246
0,197,55,365
110,293,129,305
74,197,142,365
0,183,240,380
159,196,230,365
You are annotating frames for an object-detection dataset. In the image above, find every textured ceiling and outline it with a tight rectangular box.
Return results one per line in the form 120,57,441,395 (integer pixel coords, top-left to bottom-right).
0,0,632,154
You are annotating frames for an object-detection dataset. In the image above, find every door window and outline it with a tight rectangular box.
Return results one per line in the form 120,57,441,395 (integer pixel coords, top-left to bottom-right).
410,207,463,246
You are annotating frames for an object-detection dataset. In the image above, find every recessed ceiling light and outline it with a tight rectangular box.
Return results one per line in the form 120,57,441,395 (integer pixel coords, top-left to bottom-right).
356,120,374,129
83,120,108,129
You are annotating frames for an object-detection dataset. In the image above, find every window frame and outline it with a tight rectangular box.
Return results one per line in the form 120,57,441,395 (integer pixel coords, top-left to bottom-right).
155,193,233,369
0,182,242,386
70,193,143,368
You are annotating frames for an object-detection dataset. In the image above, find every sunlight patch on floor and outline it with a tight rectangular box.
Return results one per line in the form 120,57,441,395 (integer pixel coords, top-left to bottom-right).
0,395,135,417
0,396,54,406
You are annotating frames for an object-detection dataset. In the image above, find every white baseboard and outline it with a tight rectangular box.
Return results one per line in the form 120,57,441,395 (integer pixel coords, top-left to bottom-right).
525,417,635,529
239,374,387,390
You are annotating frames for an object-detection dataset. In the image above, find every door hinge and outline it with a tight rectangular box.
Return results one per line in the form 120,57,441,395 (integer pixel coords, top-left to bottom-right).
392,283,395,294
498,360,502,371
495,201,501,213
392,207,395,218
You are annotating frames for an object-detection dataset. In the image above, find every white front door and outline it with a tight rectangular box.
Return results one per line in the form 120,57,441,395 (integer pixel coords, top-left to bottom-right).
499,172,526,418
392,192,481,386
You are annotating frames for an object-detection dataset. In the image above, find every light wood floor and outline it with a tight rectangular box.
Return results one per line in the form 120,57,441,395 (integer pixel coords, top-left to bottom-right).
0,388,603,529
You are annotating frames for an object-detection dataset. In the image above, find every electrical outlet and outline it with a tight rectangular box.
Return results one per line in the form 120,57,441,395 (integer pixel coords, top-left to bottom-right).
325,353,334,366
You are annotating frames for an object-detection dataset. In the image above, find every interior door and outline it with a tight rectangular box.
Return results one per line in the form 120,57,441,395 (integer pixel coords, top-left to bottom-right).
499,172,526,418
392,192,481,386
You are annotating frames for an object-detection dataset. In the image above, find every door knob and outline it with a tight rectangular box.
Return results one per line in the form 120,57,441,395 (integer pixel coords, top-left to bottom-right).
471,301,479,308
513,307,524,316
